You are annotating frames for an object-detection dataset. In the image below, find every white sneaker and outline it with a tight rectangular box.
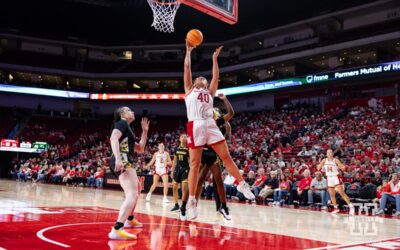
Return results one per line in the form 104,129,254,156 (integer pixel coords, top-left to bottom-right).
349,204,355,216
179,209,187,221
108,227,137,240
124,219,143,228
218,206,231,220
145,193,151,202
237,181,255,201
321,206,328,210
163,197,169,203
187,199,198,220
394,211,400,217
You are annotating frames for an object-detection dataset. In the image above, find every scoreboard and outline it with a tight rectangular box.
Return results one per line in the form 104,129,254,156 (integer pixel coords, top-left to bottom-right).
0,139,48,153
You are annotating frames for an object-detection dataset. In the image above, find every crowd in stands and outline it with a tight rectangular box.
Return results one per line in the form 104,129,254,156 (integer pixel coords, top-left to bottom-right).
202,105,400,216
7,103,400,216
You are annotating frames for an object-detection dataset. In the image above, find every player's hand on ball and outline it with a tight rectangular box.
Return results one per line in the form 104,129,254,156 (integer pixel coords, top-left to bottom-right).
213,46,223,60
141,117,150,133
186,39,195,52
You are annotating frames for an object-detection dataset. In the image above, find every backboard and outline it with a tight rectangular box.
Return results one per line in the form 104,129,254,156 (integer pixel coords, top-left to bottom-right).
181,0,238,24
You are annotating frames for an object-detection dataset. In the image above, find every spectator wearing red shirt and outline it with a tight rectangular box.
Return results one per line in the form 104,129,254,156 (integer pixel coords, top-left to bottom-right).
63,167,75,185
376,173,400,216
365,147,374,159
272,174,291,205
95,167,104,188
62,167,71,184
74,168,83,186
31,164,39,180
289,170,312,206
252,168,267,197
373,180,389,203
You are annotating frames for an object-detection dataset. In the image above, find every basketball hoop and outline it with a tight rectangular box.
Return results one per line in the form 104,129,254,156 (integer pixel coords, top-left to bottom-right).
147,0,181,33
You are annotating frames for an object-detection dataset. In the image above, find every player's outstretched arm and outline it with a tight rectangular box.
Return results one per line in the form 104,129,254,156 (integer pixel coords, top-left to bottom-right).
218,93,235,122
146,153,157,169
335,158,347,171
225,122,232,141
184,40,195,94
166,152,172,166
135,117,149,153
209,46,223,97
316,159,325,171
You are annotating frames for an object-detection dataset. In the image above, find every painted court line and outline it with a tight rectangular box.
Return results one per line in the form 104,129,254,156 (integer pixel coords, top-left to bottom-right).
308,237,400,250
36,222,240,248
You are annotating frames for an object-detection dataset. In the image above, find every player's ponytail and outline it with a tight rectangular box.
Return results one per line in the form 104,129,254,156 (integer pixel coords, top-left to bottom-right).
113,107,125,123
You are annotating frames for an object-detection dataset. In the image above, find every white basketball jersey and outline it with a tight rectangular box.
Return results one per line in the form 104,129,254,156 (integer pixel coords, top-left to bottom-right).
155,152,167,168
185,87,214,121
323,158,339,177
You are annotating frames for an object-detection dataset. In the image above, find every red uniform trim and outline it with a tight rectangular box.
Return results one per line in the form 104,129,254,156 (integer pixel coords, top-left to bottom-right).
186,121,197,149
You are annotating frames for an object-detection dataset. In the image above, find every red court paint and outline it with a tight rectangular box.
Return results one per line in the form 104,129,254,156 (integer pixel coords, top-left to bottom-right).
0,206,335,250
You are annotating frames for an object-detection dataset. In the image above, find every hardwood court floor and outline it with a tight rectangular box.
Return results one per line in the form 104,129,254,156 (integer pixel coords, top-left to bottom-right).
0,180,399,250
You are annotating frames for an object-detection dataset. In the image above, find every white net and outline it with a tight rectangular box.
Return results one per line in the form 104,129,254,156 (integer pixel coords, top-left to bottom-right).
147,0,181,33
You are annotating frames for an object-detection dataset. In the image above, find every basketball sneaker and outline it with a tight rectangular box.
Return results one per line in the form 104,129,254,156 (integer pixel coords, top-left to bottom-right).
394,211,400,216
124,218,143,228
171,203,180,212
163,197,169,203
218,206,231,220
179,209,187,221
237,181,255,201
145,193,151,202
331,207,340,214
187,198,198,220
108,227,137,240
375,209,384,215
349,204,355,216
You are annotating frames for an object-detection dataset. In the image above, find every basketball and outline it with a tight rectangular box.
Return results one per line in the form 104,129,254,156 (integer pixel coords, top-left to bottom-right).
186,29,203,47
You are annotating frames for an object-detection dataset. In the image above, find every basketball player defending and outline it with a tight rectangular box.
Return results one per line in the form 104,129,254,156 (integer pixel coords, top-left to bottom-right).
108,107,149,240
146,143,172,203
196,94,234,221
317,149,355,215
184,40,255,220
170,134,190,221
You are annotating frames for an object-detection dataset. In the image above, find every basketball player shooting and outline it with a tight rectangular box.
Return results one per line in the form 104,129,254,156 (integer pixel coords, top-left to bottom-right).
183,39,255,220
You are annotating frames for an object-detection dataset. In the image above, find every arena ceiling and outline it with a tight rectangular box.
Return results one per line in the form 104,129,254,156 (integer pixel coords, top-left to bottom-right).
0,0,378,46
